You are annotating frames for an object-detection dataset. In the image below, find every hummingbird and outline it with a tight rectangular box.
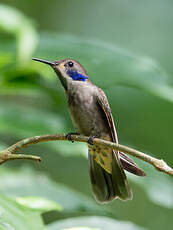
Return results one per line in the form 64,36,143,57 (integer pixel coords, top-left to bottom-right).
32,57,145,203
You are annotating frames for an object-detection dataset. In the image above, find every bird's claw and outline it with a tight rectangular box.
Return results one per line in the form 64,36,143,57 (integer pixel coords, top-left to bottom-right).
66,132,78,143
87,136,96,145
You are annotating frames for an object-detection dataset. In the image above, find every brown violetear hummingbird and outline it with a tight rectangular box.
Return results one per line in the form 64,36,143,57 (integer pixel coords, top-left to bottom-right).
32,57,145,203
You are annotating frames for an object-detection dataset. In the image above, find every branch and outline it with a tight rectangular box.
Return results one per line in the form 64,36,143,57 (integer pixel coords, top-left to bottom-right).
0,134,173,177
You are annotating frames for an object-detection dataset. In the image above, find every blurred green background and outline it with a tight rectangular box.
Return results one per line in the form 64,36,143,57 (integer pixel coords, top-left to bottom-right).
0,1,173,230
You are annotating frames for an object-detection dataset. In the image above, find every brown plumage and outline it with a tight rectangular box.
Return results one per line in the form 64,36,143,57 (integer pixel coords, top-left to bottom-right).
32,57,145,203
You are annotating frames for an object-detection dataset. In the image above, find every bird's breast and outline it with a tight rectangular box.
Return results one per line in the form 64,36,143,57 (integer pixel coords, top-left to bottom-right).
67,83,109,138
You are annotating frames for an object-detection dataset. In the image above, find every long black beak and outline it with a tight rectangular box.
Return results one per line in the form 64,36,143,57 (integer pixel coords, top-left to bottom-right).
32,58,55,66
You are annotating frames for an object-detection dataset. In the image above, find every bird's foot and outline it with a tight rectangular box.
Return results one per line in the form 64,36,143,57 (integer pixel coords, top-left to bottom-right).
87,136,97,145
66,132,79,143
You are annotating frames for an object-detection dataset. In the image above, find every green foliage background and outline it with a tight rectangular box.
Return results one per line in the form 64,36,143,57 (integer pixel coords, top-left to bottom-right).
0,1,173,230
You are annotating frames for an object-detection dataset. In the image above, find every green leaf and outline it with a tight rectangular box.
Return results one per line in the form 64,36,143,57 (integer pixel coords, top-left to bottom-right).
0,4,38,62
61,228,100,230
35,33,173,103
130,164,173,208
15,196,62,213
0,142,7,151
47,216,147,230
0,53,12,69
0,103,66,137
0,102,86,157
0,166,105,215
0,193,45,230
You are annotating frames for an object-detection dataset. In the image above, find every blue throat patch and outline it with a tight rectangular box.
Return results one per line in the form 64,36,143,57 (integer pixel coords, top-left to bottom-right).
67,70,88,81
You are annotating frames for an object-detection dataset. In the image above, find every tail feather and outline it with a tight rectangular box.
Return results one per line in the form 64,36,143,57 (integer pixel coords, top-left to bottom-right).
119,152,146,177
89,152,132,203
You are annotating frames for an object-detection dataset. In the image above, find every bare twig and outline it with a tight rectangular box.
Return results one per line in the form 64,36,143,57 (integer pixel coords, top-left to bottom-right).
0,134,172,177
0,150,41,164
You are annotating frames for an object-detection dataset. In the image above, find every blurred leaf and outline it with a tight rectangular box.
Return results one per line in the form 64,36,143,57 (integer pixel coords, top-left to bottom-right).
47,216,147,230
0,53,12,69
1,32,171,104
0,166,105,215
61,228,99,230
0,103,66,136
34,33,173,103
0,4,38,62
130,164,173,209
0,142,7,151
1,32,172,103
15,196,62,213
0,193,45,230
0,102,87,157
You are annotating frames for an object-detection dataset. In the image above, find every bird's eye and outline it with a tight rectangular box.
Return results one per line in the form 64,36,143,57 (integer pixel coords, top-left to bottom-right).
67,61,74,67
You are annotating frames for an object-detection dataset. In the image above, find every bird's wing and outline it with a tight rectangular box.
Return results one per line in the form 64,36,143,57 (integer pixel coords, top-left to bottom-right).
96,88,145,177
91,88,132,201
96,88,118,143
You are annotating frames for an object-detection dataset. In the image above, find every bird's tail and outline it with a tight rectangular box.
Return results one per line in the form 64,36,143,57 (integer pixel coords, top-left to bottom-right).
89,151,132,203
119,152,146,176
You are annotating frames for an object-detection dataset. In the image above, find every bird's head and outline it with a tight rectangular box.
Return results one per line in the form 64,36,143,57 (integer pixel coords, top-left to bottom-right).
32,58,88,90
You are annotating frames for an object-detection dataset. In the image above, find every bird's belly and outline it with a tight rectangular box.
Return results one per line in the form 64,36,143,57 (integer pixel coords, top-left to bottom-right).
70,103,112,173
68,96,109,138
67,88,113,174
